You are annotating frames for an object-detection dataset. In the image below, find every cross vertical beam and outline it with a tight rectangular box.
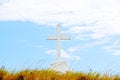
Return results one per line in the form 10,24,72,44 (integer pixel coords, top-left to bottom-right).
47,24,70,61
57,24,61,61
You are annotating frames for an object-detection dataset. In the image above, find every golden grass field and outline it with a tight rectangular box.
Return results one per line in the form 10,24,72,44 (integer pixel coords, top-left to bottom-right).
0,68,120,80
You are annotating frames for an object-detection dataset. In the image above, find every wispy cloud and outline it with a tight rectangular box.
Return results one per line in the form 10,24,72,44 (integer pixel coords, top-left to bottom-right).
46,49,70,59
104,39,120,56
19,39,44,49
46,48,80,60
67,46,79,53
19,39,28,43
0,0,9,5
46,49,56,55
36,45,43,48
83,38,111,48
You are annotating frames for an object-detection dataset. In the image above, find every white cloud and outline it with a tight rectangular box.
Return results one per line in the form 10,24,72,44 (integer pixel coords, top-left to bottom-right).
66,19,120,40
0,0,120,37
0,0,120,56
46,49,56,55
67,46,79,53
46,48,80,60
46,49,69,58
112,50,120,56
104,40,120,55
0,0,9,5
61,49,71,59
83,38,111,48
0,0,120,26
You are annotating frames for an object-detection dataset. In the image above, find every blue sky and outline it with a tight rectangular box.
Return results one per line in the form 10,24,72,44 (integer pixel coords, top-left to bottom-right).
0,0,120,73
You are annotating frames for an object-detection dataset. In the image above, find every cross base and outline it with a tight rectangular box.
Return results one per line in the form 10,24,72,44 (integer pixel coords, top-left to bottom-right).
50,60,68,73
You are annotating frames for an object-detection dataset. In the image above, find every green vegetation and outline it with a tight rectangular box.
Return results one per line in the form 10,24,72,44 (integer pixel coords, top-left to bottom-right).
0,68,120,80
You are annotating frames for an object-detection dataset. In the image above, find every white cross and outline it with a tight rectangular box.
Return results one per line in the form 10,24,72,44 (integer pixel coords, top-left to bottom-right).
47,24,70,61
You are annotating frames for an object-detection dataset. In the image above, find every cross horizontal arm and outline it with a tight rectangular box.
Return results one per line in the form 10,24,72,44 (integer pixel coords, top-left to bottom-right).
61,36,71,40
47,36,71,40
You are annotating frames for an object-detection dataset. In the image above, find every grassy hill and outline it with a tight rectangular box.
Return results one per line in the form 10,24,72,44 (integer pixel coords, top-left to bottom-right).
0,68,120,80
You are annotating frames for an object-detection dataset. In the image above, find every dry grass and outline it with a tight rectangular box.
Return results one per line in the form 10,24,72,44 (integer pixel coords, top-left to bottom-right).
0,68,120,80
